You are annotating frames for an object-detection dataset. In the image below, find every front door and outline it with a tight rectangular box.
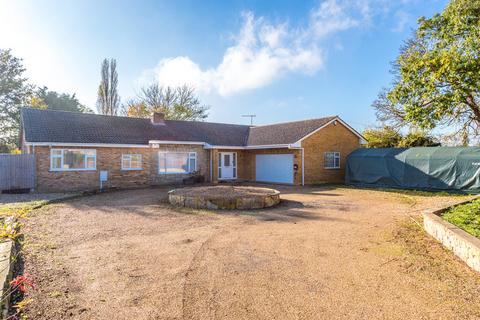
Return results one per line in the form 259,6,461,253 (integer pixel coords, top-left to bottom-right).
219,152,236,180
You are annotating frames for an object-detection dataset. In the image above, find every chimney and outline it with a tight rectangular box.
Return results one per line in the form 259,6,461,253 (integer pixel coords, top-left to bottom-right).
151,112,165,125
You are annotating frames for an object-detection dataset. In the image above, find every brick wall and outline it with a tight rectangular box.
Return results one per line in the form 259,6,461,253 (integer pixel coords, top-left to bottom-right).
34,145,210,192
301,121,360,184
33,121,360,192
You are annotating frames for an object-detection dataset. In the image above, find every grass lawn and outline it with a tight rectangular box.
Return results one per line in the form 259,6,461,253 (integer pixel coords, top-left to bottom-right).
443,199,480,238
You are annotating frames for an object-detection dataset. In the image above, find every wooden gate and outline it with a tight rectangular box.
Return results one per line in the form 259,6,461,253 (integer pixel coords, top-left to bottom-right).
0,154,35,191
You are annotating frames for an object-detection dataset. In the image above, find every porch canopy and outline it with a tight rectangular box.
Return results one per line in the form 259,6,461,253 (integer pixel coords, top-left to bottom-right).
345,147,480,193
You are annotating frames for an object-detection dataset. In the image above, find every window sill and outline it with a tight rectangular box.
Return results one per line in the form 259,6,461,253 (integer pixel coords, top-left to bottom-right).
121,168,143,171
324,167,341,170
158,172,193,175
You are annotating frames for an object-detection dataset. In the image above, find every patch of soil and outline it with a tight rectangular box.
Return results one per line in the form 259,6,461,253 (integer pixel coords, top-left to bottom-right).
172,186,279,199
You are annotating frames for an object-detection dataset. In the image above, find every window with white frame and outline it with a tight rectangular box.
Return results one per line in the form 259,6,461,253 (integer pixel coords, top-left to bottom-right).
122,154,142,170
158,152,197,174
324,152,340,169
50,149,96,171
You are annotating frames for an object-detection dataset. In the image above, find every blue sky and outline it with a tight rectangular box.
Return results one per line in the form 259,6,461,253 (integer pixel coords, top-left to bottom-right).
0,0,447,131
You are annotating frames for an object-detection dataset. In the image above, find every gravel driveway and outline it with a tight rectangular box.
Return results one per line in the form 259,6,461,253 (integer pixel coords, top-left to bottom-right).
21,185,480,319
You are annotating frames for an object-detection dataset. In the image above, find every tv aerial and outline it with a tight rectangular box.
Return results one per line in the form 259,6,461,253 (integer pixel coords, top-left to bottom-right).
242,114,256,125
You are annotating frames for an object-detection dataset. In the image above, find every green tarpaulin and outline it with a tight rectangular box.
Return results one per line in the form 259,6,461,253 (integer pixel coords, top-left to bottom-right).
345,147,480,193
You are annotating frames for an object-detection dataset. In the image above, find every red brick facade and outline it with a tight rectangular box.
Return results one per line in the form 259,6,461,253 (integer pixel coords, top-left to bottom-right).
301,121,361,184
33,145,209,192
29,120,360,192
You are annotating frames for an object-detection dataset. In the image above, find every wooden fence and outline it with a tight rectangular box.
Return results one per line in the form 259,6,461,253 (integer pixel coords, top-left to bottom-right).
0,154,35,191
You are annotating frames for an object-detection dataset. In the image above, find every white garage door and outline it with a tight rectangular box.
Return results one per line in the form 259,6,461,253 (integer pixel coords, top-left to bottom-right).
255,154,294,184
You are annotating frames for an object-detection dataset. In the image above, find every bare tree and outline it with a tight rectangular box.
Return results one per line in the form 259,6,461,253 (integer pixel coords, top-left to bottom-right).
96,58,119,115
123,98,149,118
139,84,176,112
126,83,209,121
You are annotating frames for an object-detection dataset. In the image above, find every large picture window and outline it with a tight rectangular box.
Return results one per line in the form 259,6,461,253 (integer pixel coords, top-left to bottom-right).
122,154,142,170
50,149,96,171
324,152,340,169
158,152,197,174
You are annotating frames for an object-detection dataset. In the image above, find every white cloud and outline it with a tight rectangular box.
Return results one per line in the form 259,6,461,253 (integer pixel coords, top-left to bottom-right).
309,0,360,38
140,0,370,96
392,10,412,33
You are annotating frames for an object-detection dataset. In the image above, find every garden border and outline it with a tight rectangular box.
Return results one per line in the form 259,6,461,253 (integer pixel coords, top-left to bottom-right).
423,197,480,273
0,192,83,319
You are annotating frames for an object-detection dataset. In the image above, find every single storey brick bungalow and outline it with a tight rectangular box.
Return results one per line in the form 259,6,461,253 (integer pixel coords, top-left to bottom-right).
20,108,365,192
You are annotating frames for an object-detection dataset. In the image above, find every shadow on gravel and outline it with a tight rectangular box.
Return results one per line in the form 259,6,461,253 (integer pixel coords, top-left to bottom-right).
54,186,354,224
277,199,357,212
219,199,352,223
248,210,349,223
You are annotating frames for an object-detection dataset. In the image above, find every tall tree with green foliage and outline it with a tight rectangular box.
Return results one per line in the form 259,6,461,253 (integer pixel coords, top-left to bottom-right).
126,83,209,121
397,131,439,147
363,126,438,148
374,0,480,145
31,87,92,113
96,58,120,115
363,127,402,148
0,49,33,150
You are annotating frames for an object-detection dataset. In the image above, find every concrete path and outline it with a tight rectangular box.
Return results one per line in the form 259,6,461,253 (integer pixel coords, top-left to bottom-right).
0,192,79,206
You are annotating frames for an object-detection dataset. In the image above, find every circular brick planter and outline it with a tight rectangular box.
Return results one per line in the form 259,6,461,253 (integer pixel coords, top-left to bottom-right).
168,186,281,210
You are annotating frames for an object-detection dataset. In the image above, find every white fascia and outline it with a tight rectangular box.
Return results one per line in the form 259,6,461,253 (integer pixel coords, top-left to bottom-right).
204,144,292,150
288,141,302,148
27,141,306,150
203,144,245,150
245,144,291,149
25,142,150,148
148,140,205,145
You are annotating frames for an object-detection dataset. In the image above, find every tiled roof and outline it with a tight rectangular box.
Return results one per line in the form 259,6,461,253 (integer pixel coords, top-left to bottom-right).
21,108,338,147
246,117,336,146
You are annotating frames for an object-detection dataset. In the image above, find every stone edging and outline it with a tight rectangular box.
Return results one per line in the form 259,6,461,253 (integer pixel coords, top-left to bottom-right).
0,240,14,319
423,197,480,273
0,217,16,319
168,189,281,210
